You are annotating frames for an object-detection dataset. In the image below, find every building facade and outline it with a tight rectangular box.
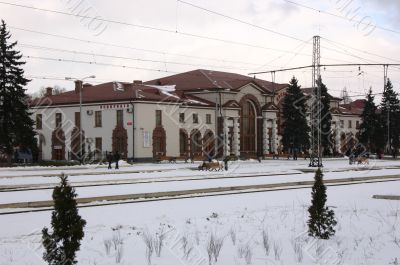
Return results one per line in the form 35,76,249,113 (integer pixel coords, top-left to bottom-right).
30,69,364,162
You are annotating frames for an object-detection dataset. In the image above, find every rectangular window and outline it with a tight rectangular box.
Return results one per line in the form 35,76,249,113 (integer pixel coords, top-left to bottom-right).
356,120,360,129
74,112,81,128
340,120,344,129
55,113,62,127
156,110,162,126
179,113,185,123
206,114,212,124
193,113,199,124
117,110,123,126
36,114,42,130
95,137,102,152
95,111,102,127
348,120,352,129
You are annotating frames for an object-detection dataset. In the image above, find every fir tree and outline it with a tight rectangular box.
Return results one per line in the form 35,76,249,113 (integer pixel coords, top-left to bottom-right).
308,168,337,239
0,20,36,159
315,78,332,156
42,174,86,265
359,88,379,151
379,79,400,154
282,76,310,152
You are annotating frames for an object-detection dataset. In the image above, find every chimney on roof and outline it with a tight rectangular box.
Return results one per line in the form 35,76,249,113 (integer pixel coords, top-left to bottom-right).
133,80,142,85
75,80,83,94
45,87,53,97
83,83,92,89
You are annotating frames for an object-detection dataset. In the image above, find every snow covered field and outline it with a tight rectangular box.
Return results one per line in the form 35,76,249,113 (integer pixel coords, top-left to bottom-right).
0,181,399,265
0,159,399,264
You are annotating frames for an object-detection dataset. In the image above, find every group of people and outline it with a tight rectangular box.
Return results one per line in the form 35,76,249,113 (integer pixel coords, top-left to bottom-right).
106,151,121,169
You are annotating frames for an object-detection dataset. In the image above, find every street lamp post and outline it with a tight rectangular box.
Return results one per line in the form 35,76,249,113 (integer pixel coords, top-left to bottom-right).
65,75,96,164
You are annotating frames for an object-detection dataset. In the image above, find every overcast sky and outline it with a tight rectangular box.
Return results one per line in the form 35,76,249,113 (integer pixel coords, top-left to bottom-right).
1,0,399,100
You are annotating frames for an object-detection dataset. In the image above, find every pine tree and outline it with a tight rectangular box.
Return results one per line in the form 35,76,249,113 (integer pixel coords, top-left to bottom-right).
379,79,400,154
316,78,332,156
42,174,86,265
0,20,36,160
359,88,379,152
282,76,310,152
308,168,337,239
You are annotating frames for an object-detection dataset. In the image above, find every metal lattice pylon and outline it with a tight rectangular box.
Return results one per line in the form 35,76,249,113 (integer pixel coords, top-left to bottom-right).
309,35,323,167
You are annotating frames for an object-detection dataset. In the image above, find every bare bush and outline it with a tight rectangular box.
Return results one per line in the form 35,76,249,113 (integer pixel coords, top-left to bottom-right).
142,231,154,265
262,229,270,256
273,240,282,261
182,235,194,260
103,239,111,255
153,228,166,257
112,231,123,250
244,245,252,265
292,241,303,263
195,229,200,246
115,244,124,264
237,245,244,258
229,227,237,246
206,233,225,264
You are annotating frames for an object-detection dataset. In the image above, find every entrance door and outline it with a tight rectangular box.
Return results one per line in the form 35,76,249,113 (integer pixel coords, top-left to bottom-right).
153,127,166,158
241,100,257,155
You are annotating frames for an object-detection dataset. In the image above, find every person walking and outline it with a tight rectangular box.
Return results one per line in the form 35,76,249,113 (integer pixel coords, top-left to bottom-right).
293,147,298,160
107,152,113,169
114,151,121,169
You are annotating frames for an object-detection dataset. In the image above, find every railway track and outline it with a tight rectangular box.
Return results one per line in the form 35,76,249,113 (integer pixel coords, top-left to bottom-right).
1,174,399,215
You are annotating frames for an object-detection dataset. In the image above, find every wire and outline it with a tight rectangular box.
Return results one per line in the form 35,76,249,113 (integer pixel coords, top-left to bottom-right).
23,55,179,74
19,43,255,71
323,37,400,64
177,0,309,43
282,0,400,35
0,2,312,56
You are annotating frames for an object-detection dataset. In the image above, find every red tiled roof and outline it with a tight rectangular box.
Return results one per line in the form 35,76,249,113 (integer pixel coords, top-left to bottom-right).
29,69,288,107
145,69,287,93
30,82,185,106
30,82,214,107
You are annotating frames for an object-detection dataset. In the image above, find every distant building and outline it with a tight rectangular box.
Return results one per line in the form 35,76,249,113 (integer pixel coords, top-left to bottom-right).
29,69,363,161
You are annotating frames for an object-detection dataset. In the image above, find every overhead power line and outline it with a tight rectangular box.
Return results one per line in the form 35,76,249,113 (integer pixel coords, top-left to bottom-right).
23,55,179,74
19,43,254,71
282,0,400,35
177,0,309,43
249,63,400,75
0,1,311,56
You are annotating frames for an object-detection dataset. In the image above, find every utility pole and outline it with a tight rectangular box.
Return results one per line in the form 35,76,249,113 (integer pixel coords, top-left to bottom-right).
65,75,96,165
309,35,323,167
383,65,390,153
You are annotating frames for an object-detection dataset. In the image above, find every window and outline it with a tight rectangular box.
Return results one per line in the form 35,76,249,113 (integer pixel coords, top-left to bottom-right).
206,114,212,124
356,120,360,129
95,137,102,153
179,113,185,123
36,114,42,130
340,120,344,129
116,110,123,126
348,120,352,129
55,113,62,127
156,110,162,126
193,113,199,124
95,111,102,127
74,112,81,128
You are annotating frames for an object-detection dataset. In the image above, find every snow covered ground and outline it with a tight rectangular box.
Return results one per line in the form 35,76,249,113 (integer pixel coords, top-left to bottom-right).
0,181,399,265
0,158,399,264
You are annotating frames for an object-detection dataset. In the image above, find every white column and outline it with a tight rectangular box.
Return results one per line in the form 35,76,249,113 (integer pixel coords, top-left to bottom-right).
272,118,279,153
233,117,240,157
263,114,269,155
223,117,230,156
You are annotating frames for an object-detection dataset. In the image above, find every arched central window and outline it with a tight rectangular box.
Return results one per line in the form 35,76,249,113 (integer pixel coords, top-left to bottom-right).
241,100,256,154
